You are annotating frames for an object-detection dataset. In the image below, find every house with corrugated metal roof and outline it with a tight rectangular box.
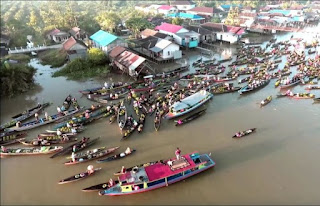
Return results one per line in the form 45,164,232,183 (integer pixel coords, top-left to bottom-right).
62,36,88,61
155,23,200,48
68,27,88,41
112,50,153,77
200,23,244,44
186,7,224,18
90,30,127,54
46,28,70,43
185,25,216,44
132,36,182,62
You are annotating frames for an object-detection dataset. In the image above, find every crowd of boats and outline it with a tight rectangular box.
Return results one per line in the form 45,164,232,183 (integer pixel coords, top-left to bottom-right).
1,34,320,196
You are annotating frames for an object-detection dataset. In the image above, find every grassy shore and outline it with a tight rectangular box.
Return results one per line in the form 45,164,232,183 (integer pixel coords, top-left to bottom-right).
52,58,110,80
3,54,31,63
38,49,67,68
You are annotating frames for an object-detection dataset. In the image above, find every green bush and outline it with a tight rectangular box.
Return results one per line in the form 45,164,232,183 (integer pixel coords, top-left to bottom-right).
3,54,31,63
0,61,36,97
52,58,110,80
38,49,67,67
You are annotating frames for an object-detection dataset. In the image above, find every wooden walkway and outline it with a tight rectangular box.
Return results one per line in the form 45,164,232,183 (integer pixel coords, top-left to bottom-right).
8,44,63,54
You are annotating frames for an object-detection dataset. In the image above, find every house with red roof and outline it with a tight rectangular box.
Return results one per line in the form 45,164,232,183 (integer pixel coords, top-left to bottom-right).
62,36,88,61
46,28,70,43
112,50,153,77
157,5,178,15
186,7,224,18
155,23,200,48
68,27,88,41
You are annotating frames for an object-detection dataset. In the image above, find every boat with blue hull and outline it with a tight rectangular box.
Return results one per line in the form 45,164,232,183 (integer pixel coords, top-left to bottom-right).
99,152,215,196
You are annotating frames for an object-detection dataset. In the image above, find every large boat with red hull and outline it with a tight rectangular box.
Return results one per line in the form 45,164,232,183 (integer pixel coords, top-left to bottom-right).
99,152,215,196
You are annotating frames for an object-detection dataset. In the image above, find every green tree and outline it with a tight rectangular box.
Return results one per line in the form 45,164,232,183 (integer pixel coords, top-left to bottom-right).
171,17,184,25
126,17,154,38
88,48,108,65
96,12,121,33
211,17,221,23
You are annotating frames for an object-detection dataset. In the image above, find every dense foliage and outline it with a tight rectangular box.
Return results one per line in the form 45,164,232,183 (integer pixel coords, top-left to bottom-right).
0,1,269,48
38,49,67,68
0,59,36,97
52,48,110,80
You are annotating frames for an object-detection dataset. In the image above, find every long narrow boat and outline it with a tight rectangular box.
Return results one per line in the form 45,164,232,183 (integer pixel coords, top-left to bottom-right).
0,133,27,146
238,79,270,95
50,137,98,158
212,86,241,94
64,146,120,165
279,78,301,89
238,76,251,84
0,102,51,130
4,108,83,133
218,57,232,63
1,146,63,157
117,105,127,130
164,90,213,119
19,137,77,146
58,168,102,184
232,128,256,138
305,85,320,90
98,152,215,196
286,93,315,99
1,138,26,146
88,91,129,104
154,108,162,131
79,82,128,94
52,105,107,130
313,97,320,103
121,119,138,140
260,96,272,107
175,109,206,126
97,149,136,163
82,179,120,192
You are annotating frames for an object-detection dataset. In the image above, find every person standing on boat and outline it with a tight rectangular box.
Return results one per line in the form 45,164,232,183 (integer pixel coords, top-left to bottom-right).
167,159,173,166
175,148,181,160
44,112,49,121
35,112,39,122
71,152,76,162
120,166,126,174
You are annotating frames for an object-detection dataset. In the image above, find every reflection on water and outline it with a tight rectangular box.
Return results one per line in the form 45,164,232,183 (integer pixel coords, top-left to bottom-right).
1,31,320,205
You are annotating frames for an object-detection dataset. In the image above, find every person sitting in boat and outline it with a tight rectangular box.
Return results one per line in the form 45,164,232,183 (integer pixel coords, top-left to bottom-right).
109,178,115,187
85,111,90,119
57,129,62,137
80,137,88,144
62,135,69,142
177,119,183,125
1,146,8,153
236,132,241,137
87,165,94,175
16,121,21,128
125,147,132,155
167,159,173,167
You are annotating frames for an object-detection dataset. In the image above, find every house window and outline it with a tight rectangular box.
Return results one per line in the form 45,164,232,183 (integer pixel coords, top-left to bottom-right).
168,51,170,55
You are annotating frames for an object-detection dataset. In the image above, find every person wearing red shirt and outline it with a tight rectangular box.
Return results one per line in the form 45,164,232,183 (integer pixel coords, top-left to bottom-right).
175,147,181,160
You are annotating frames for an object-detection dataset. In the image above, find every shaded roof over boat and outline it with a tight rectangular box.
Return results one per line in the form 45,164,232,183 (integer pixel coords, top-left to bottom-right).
144,152,198,182
170,90,210,111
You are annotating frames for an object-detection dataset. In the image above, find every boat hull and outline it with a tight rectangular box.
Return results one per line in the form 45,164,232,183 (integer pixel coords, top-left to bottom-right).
100,155,215,196
164,93,213,120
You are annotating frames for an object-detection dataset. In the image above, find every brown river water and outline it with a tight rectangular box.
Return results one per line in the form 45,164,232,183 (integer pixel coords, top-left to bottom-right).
1,31,320,205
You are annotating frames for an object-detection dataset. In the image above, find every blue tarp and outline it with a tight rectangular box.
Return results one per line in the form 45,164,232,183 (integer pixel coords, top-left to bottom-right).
269,10,291,16
167,13,204,20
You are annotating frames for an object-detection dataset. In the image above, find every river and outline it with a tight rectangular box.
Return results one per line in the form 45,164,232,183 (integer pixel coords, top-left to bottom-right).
1,30,320,205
